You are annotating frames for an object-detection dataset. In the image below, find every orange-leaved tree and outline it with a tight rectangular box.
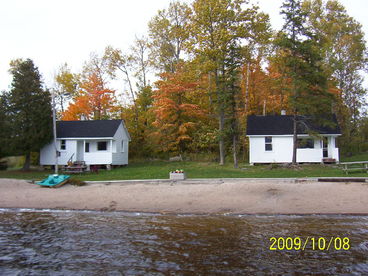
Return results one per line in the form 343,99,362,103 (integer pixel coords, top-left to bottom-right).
240,59,290,118
152,68,205,154
62,73,119,120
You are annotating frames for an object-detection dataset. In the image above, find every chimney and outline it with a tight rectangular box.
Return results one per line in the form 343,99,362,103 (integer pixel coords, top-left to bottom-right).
281,110,286,116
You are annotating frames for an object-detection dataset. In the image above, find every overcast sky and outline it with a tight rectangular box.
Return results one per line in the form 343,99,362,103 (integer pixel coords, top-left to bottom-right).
1,0,367,93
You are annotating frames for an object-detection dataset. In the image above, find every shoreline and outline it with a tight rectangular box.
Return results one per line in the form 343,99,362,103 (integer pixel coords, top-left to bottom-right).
1,178,368,214
2,207,368,216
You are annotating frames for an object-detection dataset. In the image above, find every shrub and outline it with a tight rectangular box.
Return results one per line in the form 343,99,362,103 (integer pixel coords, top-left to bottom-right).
68,178,86,186
0,160,7,170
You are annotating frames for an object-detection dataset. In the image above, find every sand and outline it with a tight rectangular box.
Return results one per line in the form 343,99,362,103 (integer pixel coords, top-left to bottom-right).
0,178,367,214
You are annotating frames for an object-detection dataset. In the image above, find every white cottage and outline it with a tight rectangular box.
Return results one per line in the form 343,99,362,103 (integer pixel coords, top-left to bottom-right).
246,115,341,164
40,120,131,169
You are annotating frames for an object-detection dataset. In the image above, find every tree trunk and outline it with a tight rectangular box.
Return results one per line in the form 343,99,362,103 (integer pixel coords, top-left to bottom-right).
215,69,225,166
121,68,139,130
22,152,31,171
291,12,298,165
219,110,225,165
292,114,297,164
232,81,239,168
233,132,238,168
60,94,64,114
244,62,250,116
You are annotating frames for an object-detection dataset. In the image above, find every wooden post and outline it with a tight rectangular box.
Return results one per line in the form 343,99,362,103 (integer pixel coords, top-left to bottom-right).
52,90,58,175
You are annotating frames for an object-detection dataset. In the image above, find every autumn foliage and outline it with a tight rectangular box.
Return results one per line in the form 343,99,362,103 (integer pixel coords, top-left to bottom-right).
62,73,118,120
152,68,205,153
55,0,367,161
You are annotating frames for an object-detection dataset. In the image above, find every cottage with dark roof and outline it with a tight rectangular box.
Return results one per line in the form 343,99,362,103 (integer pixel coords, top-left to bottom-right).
246,114,341,164
40,120,131,169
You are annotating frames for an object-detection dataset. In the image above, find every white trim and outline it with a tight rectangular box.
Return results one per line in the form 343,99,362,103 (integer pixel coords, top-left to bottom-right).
57,137,114,140
121,140,125,153
247,134,341,138
121,120,131,141
111,121,131,142
248,135,292,137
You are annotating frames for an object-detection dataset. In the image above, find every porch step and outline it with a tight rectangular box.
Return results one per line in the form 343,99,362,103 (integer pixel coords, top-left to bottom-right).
63,161,87,173
72,161,86,166
323,158,336,164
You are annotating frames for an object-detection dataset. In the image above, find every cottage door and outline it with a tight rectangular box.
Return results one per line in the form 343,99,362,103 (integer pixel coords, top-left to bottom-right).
322,137,329,158
76,141,84,161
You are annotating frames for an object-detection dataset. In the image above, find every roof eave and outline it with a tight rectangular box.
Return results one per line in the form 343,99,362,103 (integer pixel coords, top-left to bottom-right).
56,137,114,139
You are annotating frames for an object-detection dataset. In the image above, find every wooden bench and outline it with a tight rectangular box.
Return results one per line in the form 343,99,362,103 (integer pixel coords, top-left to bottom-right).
339,161,368,175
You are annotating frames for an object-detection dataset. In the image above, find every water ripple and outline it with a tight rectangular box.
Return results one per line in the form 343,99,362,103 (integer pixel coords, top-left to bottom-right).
0,210,367,275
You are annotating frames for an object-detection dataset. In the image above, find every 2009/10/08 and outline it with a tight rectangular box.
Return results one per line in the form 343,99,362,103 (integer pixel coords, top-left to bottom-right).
269,237,350,251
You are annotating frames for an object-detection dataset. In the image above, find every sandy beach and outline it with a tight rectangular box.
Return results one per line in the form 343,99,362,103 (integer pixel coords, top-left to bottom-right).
0,178,367,214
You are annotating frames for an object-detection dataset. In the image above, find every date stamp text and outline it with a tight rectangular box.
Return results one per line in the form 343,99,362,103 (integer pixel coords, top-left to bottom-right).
269,237,350,251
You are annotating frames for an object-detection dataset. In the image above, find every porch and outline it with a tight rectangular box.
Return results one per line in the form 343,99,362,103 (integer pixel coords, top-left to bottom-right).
66,139,114,166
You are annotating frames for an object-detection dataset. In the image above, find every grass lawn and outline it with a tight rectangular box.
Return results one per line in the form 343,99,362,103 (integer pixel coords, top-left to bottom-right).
340,152,368,162
0,160,367,181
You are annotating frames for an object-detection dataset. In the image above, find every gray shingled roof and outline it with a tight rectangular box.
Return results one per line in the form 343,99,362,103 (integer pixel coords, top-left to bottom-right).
56,120,122,138
246,115,341,136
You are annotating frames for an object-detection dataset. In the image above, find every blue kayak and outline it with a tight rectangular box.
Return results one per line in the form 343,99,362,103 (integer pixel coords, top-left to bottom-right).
36,174,70,188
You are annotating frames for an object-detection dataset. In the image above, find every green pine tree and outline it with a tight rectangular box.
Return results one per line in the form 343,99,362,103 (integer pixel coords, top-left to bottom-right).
275,0,335,164
8,59,53,170
302,0,368,155
0,92,10,158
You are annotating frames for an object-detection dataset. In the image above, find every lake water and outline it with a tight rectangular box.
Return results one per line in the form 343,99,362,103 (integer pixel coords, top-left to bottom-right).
0,209,367,275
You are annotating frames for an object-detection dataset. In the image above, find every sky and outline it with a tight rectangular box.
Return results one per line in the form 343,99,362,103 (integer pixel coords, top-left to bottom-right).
1,0,368,93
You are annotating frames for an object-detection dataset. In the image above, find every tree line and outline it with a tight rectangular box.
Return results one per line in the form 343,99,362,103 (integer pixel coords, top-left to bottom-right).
1,0,367,168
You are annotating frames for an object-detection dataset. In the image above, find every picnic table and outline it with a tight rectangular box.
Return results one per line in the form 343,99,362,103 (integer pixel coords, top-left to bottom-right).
339,161,368,175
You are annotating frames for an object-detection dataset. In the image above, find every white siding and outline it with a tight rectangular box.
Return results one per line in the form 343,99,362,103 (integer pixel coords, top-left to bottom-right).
328,137,340,162
40,140,77,165
249,135,340,164
60,140,77,164
84,140,112,165
250,136,294,163
331,148,340,162
297,148,323,163
111,123,129,165
84,152,112,165
40,141,55,165
40,121,131,166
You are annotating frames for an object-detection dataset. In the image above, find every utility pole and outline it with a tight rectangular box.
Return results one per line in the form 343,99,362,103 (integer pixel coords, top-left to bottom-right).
52,90,58,174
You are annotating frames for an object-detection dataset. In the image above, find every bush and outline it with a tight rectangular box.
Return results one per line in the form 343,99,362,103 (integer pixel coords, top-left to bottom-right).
269,163,279,170
31,152,39,166
0,160,7,170
4,156,24,168
68,178,86,186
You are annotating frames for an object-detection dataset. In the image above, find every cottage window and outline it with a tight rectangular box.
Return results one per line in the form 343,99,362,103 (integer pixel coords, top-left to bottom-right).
85,142,90,152
121,140,125,152
60,140,66,150
265,136,272,151
297,139,314,149
97,141,107,151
